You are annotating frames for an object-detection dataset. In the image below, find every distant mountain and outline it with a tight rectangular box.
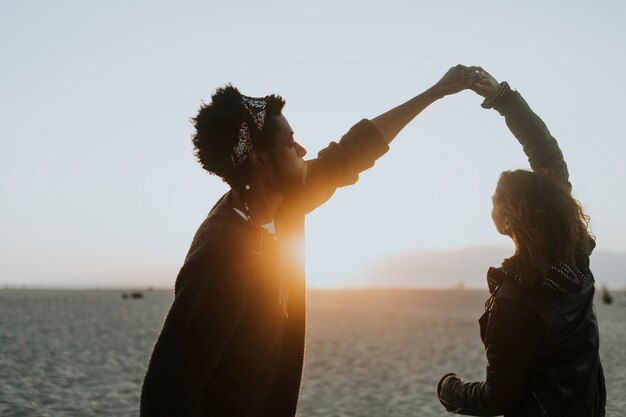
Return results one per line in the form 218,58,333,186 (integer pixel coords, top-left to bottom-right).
358,246,626,289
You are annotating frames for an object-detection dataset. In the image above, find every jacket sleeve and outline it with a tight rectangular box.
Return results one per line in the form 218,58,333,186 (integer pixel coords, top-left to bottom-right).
298,119,389,213
140,257,248,417
491,89,572,191
438,299,544,416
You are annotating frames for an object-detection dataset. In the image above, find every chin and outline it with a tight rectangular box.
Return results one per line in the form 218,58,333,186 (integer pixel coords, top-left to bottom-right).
299,164,308,184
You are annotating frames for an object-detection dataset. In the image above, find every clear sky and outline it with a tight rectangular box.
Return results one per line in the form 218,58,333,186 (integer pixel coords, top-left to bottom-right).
1,1,625,287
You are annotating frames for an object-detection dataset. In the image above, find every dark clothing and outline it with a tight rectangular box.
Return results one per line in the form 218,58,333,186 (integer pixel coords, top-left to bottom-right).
438,90,606,416
140,120,388,417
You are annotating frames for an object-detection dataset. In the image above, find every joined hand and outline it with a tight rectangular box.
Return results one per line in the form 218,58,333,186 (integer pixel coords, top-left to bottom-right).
433,64,482,97
467,66,500,99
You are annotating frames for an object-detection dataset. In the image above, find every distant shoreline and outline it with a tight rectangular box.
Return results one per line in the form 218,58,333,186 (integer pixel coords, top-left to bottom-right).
0,286,489,291
3,286,626,292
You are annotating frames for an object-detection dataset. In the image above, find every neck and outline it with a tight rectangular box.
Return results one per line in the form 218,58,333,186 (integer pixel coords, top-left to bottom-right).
232,180,283,225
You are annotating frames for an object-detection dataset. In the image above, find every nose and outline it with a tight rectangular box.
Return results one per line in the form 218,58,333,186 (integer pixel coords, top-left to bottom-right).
296,141,307,158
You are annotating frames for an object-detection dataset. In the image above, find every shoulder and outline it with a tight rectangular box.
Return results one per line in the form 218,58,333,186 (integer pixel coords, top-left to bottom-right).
175,195,254,296
496,278,548,310
489,286,546,339
496,277,526,299
185,192,252,262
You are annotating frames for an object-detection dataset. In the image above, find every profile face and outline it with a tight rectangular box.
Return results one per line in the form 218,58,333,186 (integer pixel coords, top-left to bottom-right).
491,201,504,235
491,191,508,236
267,113,308,193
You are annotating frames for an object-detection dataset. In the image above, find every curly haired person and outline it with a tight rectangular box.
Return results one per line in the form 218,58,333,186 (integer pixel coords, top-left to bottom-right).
140,66,479,417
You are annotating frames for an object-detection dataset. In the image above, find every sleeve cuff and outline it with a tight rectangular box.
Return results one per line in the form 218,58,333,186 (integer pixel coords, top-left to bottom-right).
438,373,464,413
337,119,389,173
481,81,516,110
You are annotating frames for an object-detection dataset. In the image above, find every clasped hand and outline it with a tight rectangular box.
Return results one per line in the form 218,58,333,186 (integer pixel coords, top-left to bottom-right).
433,64,501,99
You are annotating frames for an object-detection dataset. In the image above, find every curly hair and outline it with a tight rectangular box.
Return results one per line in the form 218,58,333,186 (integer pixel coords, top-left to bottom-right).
191,85,285,188
493,169,594,287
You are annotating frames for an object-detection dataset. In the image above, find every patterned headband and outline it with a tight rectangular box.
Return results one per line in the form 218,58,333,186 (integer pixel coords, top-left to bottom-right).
231,95,268,168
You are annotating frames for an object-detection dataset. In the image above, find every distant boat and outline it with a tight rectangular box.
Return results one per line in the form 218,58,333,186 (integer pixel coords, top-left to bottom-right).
122,291,144,300
601,286,613,305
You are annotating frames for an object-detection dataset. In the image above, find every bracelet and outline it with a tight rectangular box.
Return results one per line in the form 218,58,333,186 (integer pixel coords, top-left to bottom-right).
481,81,510,109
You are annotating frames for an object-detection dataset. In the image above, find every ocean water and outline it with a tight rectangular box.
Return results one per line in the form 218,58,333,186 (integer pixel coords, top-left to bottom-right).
0,289,623,416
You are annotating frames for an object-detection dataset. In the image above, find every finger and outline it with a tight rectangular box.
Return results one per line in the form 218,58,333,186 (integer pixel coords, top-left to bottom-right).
471,83,486,92
468,67,487,77
473,80,491,87
470,82,489,92
472,67,495,81
466,71,482,82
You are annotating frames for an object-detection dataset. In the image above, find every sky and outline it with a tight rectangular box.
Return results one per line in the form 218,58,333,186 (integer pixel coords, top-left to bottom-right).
1,1,625,288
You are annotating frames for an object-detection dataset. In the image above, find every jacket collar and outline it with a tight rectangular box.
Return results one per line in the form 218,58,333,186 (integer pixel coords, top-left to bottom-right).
486,261,587,295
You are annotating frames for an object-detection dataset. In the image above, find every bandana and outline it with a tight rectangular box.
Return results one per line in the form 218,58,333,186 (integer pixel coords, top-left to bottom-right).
231,95,268,168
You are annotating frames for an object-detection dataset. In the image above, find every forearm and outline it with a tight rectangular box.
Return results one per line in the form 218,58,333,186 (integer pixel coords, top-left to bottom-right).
490,87,571,189
298,65,476,211
438,376,506,416
298,119,388,213
370,86,444,144
438,299,542,415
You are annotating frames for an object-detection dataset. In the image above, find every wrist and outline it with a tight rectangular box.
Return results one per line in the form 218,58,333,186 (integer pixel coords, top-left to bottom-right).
426,85,446,101
438,373,463,413
438,373,460,396
481,81,511,109
482,85,501,99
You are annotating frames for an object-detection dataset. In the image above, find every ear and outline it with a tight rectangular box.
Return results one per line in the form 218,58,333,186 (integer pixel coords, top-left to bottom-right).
247,149,270,171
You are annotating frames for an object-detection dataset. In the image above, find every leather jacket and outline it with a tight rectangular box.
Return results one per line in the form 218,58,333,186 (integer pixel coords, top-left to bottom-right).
438,264,606,416
437,85,606,416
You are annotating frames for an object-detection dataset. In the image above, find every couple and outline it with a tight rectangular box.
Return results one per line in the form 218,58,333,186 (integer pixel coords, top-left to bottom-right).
140,66,606,417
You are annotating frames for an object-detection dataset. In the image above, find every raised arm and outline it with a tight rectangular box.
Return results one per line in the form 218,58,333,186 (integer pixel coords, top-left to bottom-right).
371,65,481,143
470,68,572,191
295,65,481,212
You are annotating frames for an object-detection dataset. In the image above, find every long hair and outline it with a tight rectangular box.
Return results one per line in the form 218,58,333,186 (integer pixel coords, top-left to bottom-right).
493,169,594,287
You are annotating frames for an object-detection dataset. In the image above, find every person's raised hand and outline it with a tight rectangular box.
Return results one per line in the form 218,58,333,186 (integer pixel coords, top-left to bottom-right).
432,65,481,97
468,67,500,99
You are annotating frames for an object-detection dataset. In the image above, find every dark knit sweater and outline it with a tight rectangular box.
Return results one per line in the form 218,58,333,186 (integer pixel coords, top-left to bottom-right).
140,119,388,417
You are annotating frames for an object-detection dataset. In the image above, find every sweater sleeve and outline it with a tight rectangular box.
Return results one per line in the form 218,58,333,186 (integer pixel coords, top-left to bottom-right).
140,257,248,417
438,299,544,416
299,119,389,213
491,89,572,191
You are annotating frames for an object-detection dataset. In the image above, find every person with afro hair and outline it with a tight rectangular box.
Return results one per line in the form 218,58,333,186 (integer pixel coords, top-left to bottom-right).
141,65,480,417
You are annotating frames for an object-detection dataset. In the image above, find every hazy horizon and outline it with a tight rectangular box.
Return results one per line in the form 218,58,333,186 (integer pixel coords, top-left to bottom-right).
4,245,625,290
